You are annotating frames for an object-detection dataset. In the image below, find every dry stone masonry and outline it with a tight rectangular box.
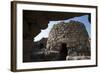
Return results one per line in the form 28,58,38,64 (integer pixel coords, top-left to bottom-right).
46,20,90,60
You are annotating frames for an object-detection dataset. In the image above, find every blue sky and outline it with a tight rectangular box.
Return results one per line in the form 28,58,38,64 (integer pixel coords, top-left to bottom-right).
34,15,91,42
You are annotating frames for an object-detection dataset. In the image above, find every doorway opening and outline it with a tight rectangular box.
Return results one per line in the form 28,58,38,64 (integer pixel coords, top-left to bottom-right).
59,43,68,60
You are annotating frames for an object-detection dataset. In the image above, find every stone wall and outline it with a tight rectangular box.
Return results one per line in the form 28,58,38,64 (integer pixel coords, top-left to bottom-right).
46,20,90,60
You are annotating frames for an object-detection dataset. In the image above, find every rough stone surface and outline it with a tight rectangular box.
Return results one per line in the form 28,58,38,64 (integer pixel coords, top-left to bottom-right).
46,20,90,60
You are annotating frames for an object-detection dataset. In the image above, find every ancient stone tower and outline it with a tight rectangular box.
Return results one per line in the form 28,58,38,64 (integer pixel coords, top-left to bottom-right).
46,20,90,60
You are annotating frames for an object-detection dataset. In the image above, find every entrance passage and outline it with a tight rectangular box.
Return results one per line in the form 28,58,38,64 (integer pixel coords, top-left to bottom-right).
59,43,68,60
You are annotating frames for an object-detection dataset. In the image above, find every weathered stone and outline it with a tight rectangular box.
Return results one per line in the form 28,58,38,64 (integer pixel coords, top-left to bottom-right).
23,10,91,62
46,20,90,60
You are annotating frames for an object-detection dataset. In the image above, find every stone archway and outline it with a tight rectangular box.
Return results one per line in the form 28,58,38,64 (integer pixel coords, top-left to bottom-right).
23,10,90,62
